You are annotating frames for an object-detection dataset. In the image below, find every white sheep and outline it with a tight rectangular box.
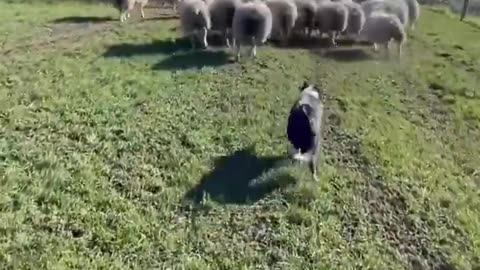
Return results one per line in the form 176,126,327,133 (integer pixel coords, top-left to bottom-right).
358,11,406,57
342,1,365,38
179,0,212,49
116,0,149,22
209,0,241,47
315,1,349,45
232,0,273,61
361,0,409,27
265,0,298,45
292,0,317,37
403,0,420,30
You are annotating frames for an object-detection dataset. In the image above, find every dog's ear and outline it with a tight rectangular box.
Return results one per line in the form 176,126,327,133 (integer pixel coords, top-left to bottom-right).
299,81,310,91
312,83,323,96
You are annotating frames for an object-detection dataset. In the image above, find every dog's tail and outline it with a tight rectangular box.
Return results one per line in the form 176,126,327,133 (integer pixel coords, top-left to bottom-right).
292,151,312,163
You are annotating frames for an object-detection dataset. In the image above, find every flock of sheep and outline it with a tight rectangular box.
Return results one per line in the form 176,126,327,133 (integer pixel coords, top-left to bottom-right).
115,0,420,60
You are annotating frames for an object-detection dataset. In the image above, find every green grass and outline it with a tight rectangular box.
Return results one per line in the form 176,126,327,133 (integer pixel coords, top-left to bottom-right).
1,1,479,269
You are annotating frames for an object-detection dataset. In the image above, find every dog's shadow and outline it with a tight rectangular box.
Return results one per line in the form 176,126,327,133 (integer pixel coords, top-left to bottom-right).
183,147,296,205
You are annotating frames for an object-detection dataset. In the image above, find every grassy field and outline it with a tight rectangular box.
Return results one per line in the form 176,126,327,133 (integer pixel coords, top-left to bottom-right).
1,1,479,269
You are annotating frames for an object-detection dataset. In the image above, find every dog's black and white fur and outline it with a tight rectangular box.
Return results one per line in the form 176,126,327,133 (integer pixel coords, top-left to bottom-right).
286,81,324,181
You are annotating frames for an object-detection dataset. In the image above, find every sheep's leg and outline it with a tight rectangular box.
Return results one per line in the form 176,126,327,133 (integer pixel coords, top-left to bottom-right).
330,31,337,46
225,29,231,48
140,5,146,19
235,44,241,62
411,22,415,31
250,45,257,58
373,42,378,52
120,11,127,22
306,27,312,37
225,35,231,48
127,11,131,18
398,42,403,58
250,37,257,58
201,27,208,48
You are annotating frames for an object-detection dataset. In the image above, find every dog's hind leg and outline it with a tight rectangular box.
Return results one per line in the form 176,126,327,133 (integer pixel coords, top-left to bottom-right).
309,154,319,182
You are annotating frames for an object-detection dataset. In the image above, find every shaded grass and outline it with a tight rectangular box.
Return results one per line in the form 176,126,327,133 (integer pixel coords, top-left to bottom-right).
0,1,479,269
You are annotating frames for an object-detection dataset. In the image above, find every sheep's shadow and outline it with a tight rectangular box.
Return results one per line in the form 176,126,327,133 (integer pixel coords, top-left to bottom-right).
270,35,367,50
320,47,374,62
103,35,229,58
269,33,369,50
152,49,232,70
270,35,329,49
143,15,179,21
183,147,296,205
51,16,115,24
103,38,191,58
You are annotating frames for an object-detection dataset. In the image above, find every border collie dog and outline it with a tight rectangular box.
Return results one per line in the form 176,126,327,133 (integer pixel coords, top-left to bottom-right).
286,81,324,181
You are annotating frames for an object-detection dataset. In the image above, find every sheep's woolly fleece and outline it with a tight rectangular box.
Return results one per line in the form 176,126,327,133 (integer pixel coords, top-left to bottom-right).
361,0,409,26
343,0,366,35
209,0,241,32
232,0,273,45
292,0,317,32
265,0,299,40
359,11,406,45
315,1,349,33
179,0,212,36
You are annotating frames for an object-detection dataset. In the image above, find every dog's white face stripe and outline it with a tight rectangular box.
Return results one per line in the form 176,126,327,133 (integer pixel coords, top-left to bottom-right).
302,85,320,99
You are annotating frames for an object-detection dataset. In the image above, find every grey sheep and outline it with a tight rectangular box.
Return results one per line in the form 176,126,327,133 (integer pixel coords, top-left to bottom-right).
209,0,241,47
179,0,212,49
403,0,420,30
287,81,324,182
292,0,317,36
265,0,298,45
315,1,349,45
115,0,149,22
361,0,409,27
343,1,365,38
359,11,406,57
232,0,273,61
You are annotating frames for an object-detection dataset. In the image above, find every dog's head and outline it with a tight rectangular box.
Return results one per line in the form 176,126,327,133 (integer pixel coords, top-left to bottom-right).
299,81,322,99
